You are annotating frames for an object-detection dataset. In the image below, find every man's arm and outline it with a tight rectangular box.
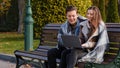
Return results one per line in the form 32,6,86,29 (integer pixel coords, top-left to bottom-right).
57,27,66,50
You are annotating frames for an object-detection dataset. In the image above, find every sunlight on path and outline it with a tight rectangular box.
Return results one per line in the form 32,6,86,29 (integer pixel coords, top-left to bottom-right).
0,60,16,68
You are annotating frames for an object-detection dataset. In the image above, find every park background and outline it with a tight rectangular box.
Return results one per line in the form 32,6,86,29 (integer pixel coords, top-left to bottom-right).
0,0,120,55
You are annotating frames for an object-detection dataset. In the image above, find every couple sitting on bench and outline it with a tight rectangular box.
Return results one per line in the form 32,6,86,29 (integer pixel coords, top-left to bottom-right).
47,5,109,68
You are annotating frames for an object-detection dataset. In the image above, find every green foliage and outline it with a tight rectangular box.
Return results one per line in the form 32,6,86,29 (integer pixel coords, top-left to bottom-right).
0,0,18,31
91,0,120,23
106,0,120,23
31,0,92,38
91,0,99,6
119,1,120,16
0,0,11,16
5,0,19,31
98,0,106,22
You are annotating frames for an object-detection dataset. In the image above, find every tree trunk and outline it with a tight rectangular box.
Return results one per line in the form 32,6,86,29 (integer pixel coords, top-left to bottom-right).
118,0,120,16
0,15,6,25
18,0,25,33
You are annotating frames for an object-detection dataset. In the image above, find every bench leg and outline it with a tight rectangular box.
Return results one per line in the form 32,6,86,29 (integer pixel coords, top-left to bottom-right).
15,55,20,68
15,55,25,68
15,55,19,68
44,61,48,68
15,56,46,68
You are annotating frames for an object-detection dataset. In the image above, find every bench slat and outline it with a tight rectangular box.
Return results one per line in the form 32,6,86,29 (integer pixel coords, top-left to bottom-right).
15,53,47,61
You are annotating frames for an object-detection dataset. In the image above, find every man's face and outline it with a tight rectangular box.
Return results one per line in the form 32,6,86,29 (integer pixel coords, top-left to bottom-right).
66,10,78,25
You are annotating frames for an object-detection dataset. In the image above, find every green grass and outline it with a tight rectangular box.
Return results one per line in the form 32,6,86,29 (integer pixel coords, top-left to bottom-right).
0,32,40,55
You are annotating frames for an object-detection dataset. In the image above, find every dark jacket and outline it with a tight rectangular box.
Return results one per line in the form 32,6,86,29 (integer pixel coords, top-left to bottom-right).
57,16,86,49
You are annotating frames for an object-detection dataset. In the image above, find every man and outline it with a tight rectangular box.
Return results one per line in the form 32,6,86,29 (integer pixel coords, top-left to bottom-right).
47,5,86,68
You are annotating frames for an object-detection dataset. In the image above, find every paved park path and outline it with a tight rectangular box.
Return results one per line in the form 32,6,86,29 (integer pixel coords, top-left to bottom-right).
0,53,16,68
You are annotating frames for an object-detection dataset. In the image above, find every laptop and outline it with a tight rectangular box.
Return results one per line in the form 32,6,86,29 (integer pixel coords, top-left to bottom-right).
61,35,82,48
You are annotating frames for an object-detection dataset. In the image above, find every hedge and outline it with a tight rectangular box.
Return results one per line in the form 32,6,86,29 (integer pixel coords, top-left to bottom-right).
31,0,92,38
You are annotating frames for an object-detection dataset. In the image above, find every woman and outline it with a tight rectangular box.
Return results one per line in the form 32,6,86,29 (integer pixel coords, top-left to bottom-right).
63,6,109,68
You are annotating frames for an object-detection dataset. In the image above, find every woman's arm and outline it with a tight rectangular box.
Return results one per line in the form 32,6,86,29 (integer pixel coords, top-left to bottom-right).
81,35,99,48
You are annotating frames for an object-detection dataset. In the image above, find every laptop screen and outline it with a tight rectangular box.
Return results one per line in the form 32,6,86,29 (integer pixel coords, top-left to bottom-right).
61,35,82,48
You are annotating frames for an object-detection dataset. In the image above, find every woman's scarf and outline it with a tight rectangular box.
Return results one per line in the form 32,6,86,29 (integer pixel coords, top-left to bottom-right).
78,20,109,63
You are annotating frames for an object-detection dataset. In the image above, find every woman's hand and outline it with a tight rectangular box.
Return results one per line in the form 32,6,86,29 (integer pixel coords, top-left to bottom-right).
81,42,95,48
81,43,88,48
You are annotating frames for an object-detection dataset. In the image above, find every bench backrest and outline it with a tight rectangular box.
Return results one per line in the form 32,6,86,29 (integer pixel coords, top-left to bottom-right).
39,23,120,63
104,23,120,63
40,24,61,46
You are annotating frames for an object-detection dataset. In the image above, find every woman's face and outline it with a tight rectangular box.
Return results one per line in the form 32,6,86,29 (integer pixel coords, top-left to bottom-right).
86,9,94,22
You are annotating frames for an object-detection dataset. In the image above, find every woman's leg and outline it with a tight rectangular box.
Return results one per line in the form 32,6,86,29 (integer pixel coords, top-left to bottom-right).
59,49,71,68
66,49,87,68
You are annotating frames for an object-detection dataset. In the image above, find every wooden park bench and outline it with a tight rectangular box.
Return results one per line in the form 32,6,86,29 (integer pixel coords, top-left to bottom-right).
14,23,120,68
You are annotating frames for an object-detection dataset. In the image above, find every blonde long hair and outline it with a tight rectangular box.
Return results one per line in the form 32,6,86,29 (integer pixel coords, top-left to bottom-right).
87,6,103,29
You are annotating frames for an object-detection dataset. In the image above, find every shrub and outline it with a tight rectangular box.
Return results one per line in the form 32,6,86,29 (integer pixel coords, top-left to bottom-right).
31,0,92,38
106,0,120,23
98,0,106,22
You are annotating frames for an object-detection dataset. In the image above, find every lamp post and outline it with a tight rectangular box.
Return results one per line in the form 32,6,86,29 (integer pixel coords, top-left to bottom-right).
24,0,34,51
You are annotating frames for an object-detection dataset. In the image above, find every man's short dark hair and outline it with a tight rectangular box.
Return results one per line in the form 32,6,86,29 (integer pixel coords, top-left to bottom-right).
66,5,77,13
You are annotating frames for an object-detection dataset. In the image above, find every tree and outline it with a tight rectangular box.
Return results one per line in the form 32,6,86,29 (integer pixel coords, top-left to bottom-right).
118,0,120,16
106,0,120,23
5,0,19,31
17,0,25,33
0,0,11,24
98,0,106,21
